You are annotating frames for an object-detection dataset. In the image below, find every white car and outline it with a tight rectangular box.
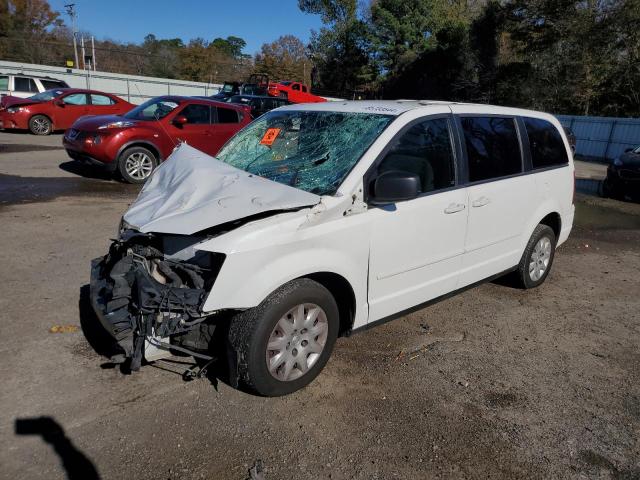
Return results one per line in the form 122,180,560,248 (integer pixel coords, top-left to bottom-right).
0,73,69,98
90,100,575,396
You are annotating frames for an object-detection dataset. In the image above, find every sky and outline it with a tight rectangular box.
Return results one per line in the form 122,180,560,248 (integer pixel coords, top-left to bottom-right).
48,0,324,55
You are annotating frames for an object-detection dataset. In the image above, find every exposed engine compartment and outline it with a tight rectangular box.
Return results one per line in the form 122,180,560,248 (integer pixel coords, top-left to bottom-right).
90,231,225,370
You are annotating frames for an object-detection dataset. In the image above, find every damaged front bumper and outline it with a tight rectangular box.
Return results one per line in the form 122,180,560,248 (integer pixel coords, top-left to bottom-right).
89,232,224,370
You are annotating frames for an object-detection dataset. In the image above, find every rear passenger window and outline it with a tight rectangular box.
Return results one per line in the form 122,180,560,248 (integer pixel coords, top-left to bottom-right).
15,77,37,93
461,116,522,182
90,94,115,105
216,107,239,123
62,93,88,105
524,117,569,168
180,104,210,124
377,118,456,194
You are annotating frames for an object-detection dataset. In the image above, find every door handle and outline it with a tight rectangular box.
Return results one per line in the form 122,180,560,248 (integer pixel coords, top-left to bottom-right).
472,196,491,208
444,203,466,214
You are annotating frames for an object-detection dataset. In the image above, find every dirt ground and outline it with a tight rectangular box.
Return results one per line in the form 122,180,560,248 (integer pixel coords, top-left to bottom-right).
0,131,638,480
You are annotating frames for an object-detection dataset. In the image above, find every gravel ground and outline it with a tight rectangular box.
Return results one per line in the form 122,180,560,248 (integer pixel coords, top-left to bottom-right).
0,132,638,480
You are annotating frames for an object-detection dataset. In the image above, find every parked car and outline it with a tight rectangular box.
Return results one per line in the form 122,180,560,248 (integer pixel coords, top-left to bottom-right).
90,101,574,396
209,81,241,100
227,94,290,118
0,88,132,135
64,96,251,183
0,73,69,99
563,126,576,154
603,145,640,201
267,81,327,103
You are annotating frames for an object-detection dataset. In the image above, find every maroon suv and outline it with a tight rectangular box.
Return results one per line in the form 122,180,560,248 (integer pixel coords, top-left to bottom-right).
63,96,251,183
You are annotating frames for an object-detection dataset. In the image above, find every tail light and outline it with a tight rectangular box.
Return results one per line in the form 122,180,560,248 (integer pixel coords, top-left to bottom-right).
572,169,576,204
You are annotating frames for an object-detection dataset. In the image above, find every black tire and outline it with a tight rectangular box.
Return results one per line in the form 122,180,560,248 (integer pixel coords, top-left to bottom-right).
514,224,557,289
228,278,339,396
29,115,52,135
603,177,625,200
117,146,158,184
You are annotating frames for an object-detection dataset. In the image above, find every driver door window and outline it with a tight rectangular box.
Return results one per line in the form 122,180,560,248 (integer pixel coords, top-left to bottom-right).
376,117,456,195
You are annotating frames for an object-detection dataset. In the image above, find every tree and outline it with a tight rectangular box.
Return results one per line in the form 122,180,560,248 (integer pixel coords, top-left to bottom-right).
0,0,63,63
300,0,376,94
254,35,310,84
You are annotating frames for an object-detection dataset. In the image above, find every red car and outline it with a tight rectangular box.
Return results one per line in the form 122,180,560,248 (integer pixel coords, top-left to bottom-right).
267,81,326,104
0,88,132,135
63,96,251,183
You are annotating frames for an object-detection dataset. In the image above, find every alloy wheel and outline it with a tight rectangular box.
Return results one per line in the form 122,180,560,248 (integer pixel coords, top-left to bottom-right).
265,303,329,382
31,117,50,134
529,236,552,282
124,152,153,180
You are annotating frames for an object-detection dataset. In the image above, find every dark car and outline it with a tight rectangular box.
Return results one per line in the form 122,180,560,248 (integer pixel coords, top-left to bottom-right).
63,96,251,183
227,94,290,118
603,145,640,201
209,81,241,101
563,126,576,154
0,88,132,135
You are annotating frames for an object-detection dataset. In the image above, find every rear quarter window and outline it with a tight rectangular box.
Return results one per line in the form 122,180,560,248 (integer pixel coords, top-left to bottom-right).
524,117,569,169
0,76,8,90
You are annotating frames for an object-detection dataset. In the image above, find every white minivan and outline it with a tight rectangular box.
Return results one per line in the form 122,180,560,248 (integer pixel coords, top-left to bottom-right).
90,100,574,396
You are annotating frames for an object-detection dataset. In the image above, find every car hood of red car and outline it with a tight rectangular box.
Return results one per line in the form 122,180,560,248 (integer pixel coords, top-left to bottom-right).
123,143,321,235
72,114,134,130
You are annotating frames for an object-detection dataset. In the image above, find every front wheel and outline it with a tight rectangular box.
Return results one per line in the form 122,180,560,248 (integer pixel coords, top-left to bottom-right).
118,146,157,184
29,115,52,135
229,278,339,396
514,224,557,289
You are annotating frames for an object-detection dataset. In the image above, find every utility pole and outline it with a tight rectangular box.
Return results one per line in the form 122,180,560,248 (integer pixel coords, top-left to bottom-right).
91,36,96,71
64,4,79,69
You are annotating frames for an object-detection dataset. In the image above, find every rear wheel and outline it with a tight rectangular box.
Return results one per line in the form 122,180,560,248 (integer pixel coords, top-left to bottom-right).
514,224,556,289
29,115,52,135
229,278,339,396
118,146,157,184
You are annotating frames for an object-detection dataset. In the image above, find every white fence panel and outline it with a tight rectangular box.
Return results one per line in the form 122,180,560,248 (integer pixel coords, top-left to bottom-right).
0,60,223,104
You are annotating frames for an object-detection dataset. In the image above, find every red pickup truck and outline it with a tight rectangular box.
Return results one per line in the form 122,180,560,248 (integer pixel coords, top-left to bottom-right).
267,81,326,104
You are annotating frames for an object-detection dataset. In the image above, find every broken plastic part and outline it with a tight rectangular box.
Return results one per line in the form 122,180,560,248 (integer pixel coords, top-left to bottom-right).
89,233,225,370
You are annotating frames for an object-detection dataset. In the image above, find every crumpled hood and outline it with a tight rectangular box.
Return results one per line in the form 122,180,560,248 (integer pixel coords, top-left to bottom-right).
0,96,39,109
123,143,321,235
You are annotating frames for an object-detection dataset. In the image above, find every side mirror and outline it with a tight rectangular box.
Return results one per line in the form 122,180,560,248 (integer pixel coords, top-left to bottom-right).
370,170,421,205
172,115,188,126
53,99,64,107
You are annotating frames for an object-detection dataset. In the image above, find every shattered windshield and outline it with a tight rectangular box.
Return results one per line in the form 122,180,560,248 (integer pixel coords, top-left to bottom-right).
29,90,64,102
216,110,393,195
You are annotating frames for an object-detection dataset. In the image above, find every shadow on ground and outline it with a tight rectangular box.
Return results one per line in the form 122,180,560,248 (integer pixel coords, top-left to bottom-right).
15,416,100,480
59,160,118,181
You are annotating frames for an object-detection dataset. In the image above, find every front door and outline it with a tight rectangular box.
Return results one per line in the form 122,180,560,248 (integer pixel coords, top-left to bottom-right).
55,92,89,129
170,103,212,153
367,116,469,321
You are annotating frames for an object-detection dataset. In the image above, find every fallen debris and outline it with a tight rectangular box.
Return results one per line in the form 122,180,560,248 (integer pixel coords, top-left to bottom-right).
246,459,265,480
49,325,79,334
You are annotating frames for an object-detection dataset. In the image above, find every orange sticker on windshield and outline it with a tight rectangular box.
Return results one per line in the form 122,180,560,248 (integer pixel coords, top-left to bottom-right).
260,128,281,146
